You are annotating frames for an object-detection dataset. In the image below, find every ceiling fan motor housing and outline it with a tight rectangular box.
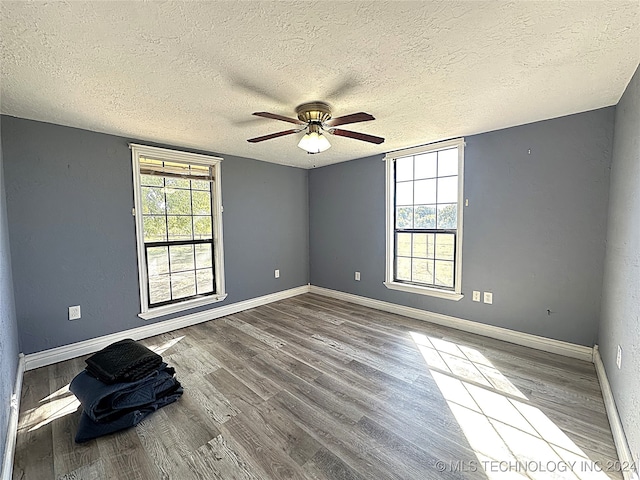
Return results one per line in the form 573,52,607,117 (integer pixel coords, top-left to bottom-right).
296,101,332,125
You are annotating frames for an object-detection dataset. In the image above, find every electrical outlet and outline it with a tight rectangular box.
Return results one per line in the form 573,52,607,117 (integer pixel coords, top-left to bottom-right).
472,291,480,302
355,271,361,281
483,292,493,304
68,305,81,321
274,269,280,279
616,345,622,369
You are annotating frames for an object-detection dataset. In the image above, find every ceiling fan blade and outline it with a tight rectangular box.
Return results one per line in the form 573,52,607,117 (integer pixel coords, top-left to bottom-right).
252,112,306,125
325,112,375,127
247,129,301,143
329,128,385,144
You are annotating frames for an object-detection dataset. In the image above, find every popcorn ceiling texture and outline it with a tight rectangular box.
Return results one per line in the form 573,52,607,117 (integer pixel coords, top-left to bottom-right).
1,1,638,168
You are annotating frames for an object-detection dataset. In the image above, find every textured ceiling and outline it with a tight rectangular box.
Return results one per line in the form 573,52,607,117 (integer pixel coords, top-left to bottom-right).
1,1,639,168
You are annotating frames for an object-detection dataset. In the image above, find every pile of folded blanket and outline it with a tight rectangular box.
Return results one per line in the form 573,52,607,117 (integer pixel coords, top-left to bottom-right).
69,338,183,443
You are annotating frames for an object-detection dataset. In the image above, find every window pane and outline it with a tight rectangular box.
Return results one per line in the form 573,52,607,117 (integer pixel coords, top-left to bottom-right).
434,260,454,287
196,269,214,294
395,181,413,206
166,189,192,215
437,176,458,204
141,187,166,215
412,233,434,259
147,246,169,276
396,233,411,257
195,243,212,269
149,275,171,304
141,174,164,187
438,148,458,176
396,207,413,229
412,258,434,284
414,179,436,204
192,190,211,215
171,271,196,299
437,204,457,229
194,216,212,239
169,245,194,272
143,216,167,242
165,177,190,189
191,179,211,191
414,152,437,179
414,205,436,229
396,257,411,281
395,157,413,182
167,216,193,240
435,233,455,260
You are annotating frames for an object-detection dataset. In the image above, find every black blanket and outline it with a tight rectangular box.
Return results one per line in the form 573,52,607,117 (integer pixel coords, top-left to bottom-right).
85,338,162,384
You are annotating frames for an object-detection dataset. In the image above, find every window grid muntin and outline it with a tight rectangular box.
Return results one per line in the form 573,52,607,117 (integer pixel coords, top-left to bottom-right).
140,159,216,308
393,147,459,290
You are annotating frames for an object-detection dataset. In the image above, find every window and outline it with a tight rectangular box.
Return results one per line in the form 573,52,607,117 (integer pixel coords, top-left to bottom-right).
130,144,226,319
384,138,464,300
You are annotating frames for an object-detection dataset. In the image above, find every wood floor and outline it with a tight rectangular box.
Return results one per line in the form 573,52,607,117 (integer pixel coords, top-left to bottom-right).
13,294,622,480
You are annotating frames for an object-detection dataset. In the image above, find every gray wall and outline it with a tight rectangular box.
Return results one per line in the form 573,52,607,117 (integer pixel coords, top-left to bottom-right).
310,108,614,346
599,65,640,465
1,116,309,355
0,118,20,463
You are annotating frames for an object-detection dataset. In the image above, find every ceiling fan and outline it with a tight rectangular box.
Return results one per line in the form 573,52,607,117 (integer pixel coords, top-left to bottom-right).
247,101,384,154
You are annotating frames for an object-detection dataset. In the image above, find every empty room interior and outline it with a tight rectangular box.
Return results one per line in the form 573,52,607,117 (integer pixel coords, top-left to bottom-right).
1,2,639,479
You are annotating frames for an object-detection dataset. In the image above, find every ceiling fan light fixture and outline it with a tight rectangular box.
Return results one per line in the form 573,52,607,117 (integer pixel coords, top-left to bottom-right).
297,131,331,154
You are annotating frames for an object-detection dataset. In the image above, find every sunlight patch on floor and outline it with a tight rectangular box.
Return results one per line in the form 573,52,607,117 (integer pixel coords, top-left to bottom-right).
410,332,612,480
20,382,80,432
146,335,185,355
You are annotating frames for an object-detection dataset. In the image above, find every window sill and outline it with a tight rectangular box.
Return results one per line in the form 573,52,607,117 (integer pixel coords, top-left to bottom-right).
138,293,228,320
383,281,463,301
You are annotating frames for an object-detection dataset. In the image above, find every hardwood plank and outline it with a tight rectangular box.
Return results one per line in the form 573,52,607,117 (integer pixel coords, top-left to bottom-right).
185,330,282,401
302,447,367,480
165,346,221,378
179,371,240,425
134,410,198,480
56,459,106,480
185,434,265,480
254,400,323,467
159,394,222,453
206,368,264,413
250,351,364,423
224,313,287,349
221,411,310,480
97,428,158,480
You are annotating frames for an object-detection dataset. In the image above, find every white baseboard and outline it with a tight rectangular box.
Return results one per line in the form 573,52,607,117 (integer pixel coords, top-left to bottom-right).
1,353,24,480
24,285,310,371
593,345,639,480
309,286,594,362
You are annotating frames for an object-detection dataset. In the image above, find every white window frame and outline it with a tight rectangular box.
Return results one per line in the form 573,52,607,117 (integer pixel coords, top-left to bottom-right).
384,138,465,301
130,143,227,319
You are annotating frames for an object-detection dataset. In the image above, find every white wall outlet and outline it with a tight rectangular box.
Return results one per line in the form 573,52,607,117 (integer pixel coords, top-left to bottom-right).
616,345,622,369
355,271,361,281
483,292,493,304
472,291,481,302
68,305,81,320
274,269,280,279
